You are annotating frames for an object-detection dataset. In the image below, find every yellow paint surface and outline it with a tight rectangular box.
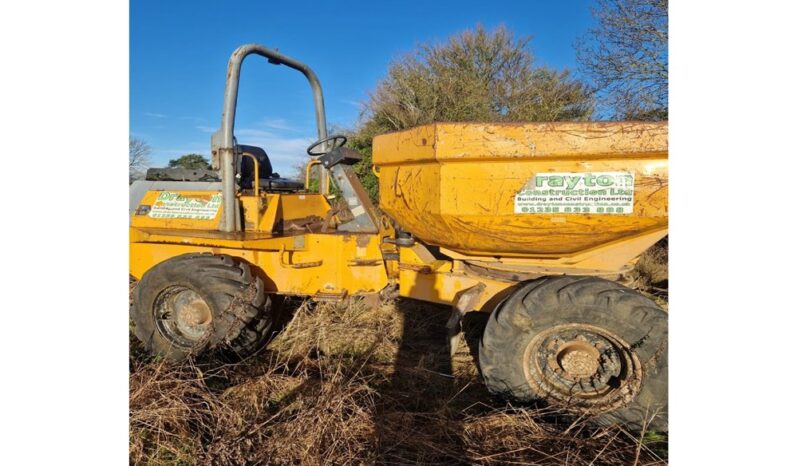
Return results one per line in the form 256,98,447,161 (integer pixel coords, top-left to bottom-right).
130,229,389,297
130,190,390,298
373,122,668,266
130,121,668,309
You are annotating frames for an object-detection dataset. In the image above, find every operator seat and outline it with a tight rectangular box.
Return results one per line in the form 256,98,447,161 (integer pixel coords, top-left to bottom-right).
237,144,304,192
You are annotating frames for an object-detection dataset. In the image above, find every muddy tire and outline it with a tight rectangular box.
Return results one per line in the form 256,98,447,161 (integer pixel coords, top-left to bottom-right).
479,276,668,431
131,253,271,361
226,293,274,360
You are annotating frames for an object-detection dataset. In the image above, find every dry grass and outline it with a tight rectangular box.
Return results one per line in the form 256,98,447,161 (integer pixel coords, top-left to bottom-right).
130,289,668,465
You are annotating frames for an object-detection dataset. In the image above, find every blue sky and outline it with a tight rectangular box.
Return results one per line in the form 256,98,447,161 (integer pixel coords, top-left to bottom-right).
131,0,596,175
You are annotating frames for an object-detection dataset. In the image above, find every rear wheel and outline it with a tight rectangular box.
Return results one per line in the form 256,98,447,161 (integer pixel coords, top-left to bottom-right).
132,253,273,361
479,276,667,431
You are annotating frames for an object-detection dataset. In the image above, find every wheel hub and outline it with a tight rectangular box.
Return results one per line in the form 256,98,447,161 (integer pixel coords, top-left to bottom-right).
154,287,213,347
174,292,212,339
555,341,600,378
523,323,642,414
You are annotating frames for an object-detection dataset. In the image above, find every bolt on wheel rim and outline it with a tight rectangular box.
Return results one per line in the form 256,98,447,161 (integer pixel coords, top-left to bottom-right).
154,286,213,348
522,323,642,414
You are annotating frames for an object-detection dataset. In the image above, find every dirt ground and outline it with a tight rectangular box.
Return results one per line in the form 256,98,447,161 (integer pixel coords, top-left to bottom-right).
129,242,668,465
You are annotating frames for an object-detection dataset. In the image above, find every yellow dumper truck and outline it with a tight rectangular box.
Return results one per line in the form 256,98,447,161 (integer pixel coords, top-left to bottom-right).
130,44,668,430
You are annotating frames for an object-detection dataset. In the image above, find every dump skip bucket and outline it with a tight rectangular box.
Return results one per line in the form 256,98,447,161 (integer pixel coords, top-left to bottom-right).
373,122,668,260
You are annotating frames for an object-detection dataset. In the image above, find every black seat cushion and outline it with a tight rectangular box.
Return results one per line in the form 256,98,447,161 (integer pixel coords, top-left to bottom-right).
259,177,304,191
237,145,304,192
238,145,273,188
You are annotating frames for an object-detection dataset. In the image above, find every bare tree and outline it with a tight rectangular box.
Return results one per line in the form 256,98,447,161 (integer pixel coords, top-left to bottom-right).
576,0,668,120
129,137,152,182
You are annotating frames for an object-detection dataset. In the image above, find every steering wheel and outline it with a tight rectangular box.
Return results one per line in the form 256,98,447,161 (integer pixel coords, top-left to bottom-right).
307,134,347,156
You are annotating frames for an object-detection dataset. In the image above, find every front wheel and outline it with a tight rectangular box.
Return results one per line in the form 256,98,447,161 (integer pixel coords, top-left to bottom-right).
131,253,273,361
479,276,668,431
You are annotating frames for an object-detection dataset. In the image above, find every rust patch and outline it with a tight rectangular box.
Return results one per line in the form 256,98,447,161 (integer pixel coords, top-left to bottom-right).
398,263,432,274
312,290,349,303
347,259,382,267
284,215,324,232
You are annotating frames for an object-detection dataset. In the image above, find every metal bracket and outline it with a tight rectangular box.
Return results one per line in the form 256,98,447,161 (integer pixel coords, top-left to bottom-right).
279,245,323,269
446,283,486,356
319,147,362,169
384,234,415,247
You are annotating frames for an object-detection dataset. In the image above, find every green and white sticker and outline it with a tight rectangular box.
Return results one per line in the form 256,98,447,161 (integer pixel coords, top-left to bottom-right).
514,172,635,214
149,192,222,220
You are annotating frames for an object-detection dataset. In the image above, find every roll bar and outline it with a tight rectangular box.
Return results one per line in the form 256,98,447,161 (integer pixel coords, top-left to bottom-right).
213,44,329,232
